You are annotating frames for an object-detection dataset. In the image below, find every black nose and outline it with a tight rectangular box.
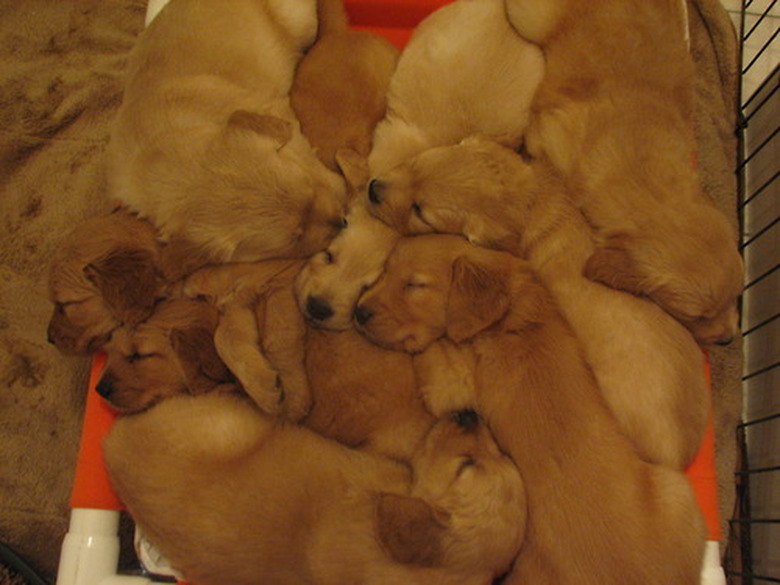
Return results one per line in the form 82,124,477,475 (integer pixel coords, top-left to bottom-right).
368,179,383,204
96,378,114,399
354,304,373,326
452,409,480,431
306,296,334,321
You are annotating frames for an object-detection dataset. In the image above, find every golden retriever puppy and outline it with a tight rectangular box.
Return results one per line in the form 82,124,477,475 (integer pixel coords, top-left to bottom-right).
365,136,709,469
355,234,706,585
104,393,527,585
107,0,347,267
96,298,237,414
47,209,165,355
291,0,399,172
304,327,435,460
503,0,743,345
182,259,311,421
295,149,400,330
367,0,544,176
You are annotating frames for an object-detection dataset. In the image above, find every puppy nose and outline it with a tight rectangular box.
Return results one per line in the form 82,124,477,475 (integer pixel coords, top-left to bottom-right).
452,409,480,431
95,378,114,399
354,304,373,326
368,179,383,204
306,296,334,322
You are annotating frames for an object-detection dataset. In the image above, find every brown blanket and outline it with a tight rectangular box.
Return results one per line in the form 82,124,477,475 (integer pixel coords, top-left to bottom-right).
0,0,742,580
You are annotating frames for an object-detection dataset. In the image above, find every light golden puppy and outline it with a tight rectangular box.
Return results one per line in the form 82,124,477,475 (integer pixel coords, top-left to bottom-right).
183,259,311,421
107,0,347,267
96,298,237,414
104,394,527,585
291,0,399,172
295,149,400,330
503,0,743,344
356,234,706,585
47,209,165,355
367,0,544,176
366,136,709,469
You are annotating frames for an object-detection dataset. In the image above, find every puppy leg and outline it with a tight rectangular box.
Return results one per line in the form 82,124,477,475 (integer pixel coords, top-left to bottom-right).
214,302,284,417
260,290,311,422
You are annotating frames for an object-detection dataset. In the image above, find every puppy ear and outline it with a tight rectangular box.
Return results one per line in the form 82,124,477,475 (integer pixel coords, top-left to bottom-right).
335,148,369,195
227,110,292,150
376,492,450,567
446,254,510,342
171,325,233,395
584,235,648,296
84,248,160,326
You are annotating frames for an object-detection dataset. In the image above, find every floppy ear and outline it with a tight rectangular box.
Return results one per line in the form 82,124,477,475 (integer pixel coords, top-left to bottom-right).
584,235,648,296
446,254,511,343
335,147,369,195
171,325,234,395
84,248,160,326
376,492,450,567
227,110,292,150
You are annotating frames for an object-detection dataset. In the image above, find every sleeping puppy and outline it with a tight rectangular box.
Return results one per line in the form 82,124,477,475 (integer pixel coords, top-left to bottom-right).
295,149,400,330
304,326,435,461
291,0,399,172
503,0,743,345
47,209,165,355
107,0,347,267
365,136,709,469
367,0,544,175
186,247,434,458
355,234,706,585
104,393,527,585
182,259,311,421
96,298,237,414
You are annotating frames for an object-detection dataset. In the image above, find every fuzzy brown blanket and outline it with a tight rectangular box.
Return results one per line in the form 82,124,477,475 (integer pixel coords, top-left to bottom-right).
0,0,743,581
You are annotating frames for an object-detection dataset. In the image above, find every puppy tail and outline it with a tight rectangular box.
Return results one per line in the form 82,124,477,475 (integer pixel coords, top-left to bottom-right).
504,0,566,44
315,0,349,39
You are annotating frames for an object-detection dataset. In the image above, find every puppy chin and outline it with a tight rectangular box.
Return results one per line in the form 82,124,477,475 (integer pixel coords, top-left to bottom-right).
357,325,433,355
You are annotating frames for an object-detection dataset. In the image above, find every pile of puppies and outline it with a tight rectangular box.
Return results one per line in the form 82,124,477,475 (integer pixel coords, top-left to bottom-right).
46,0,744,583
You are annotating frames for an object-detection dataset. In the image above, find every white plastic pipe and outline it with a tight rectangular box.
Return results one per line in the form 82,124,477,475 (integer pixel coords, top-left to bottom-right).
56,508,152,585
700,540,728,585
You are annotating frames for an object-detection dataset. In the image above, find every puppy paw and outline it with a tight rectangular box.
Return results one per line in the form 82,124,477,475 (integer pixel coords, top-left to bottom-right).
277,373,312,423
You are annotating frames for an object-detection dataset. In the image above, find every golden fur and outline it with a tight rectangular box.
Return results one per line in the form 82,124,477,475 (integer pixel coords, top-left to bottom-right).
104,394,526,585
504,0,743,344
96,298,237,414
47,209,165,355
291,0,399,172
182,259,311,420
365,136,709,469
355,234,706,585
185,252,433,457
107,0,347,267
367,0,544,176
295,149,400,330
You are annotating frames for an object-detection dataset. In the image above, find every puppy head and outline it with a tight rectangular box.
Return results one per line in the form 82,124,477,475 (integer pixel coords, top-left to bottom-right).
377,410,526,576
356,234,521,353
202,111,347,262
584,207,744,345
295,149,400,329
47,214,164,355
96,299,234,413
366,135,534,249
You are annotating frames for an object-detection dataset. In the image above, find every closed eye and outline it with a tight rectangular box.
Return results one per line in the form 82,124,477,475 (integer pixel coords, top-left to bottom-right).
126,352,158,363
